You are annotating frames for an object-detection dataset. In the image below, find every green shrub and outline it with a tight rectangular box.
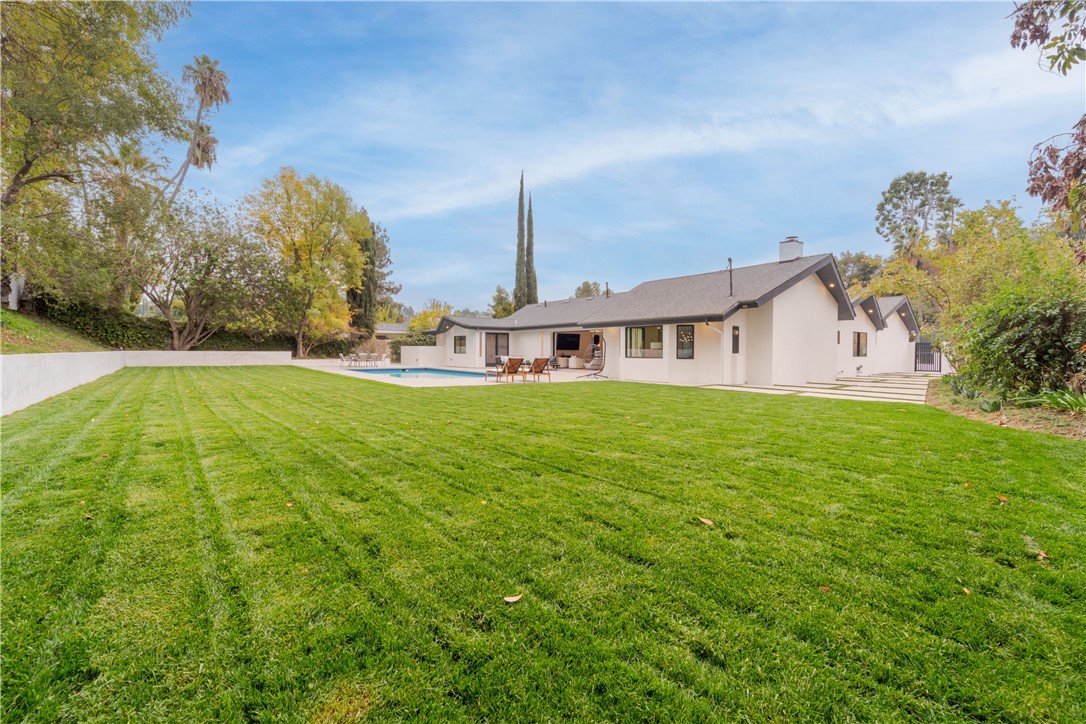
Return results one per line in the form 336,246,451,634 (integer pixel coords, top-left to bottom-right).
388,331,435,363
960,288,1086,394
40,299,169,349
978,398,1003,413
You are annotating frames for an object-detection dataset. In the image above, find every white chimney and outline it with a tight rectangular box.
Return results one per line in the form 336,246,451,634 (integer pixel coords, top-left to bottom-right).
779,236,803,261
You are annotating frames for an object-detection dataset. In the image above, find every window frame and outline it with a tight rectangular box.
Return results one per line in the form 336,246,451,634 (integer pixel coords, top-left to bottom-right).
852,331,868,357
625,325,664,358
453,335,466,354
676,324,695,359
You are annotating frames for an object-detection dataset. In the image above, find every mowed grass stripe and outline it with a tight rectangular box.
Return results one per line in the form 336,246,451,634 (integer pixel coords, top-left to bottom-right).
3,367,1084,721
0,369,157,722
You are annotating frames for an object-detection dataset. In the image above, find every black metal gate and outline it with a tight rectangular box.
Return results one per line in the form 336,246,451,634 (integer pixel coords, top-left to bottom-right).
915,341,941,372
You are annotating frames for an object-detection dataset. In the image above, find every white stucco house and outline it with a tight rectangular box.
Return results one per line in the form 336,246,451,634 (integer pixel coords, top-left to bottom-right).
837,295,919,377
433,238,920,386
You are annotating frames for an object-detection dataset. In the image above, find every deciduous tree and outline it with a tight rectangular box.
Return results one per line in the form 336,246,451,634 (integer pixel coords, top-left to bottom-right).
245,167,365,357
1010,1,1086,237
133,196,271,350
0,1,186,210
835,251,884,297
408,299,452,332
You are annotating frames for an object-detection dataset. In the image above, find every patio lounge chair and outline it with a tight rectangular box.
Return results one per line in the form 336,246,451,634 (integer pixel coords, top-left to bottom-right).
526,357,551,382
486,356,524,382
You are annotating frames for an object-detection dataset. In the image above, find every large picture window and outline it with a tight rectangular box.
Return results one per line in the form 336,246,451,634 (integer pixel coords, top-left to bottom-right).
626,326,663,358
852,331,868,357
676,325,694,359
454,335,466,354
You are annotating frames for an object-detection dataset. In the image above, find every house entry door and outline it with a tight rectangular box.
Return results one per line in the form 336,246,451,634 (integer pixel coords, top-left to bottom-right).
485,333,509,366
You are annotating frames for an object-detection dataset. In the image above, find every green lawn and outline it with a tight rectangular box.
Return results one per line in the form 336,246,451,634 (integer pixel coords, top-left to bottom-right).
2,368,1084,721
0,308,107,354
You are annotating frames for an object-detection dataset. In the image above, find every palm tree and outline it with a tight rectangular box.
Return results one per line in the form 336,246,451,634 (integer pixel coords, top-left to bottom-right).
167,55,230,206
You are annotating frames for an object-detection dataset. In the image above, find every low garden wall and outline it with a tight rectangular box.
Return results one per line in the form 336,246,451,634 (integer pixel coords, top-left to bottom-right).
2,350,292,416
399,346,444,367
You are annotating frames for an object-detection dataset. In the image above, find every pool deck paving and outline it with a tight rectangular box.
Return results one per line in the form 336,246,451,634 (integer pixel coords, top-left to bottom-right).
294,360,935,403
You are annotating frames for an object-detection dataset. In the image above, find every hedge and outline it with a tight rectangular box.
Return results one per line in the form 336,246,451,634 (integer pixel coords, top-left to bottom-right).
39,300,359,358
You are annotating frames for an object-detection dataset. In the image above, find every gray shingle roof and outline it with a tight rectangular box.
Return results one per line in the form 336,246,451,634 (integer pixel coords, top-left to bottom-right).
437,294,626,333
578,254,852,326
437,254,855,333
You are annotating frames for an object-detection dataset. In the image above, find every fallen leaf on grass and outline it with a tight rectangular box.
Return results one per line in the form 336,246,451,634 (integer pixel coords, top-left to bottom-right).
624,416,631,420
98,454,109,459
285,502,295,507
84,514,93,520
964,483,971,489
503,594,523,604
996,495,1009,507
962,587,971,595
481,500,488,505
697,517,714,526
819,586,831,592
78,501,85,506
1037,550,1049,562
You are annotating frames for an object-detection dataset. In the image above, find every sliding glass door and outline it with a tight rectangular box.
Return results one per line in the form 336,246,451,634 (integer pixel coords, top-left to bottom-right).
485,333,509,365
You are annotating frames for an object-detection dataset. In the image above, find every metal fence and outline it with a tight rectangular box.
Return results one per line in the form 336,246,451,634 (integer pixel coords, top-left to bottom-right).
915,342,942,372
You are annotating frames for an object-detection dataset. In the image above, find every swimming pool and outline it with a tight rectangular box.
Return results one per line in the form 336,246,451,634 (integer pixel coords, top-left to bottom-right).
350,367,485,380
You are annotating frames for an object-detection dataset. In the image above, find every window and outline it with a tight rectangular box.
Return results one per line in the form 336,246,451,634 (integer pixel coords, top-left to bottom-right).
852,331,868,357
626,326,663,358
454,335,466,354
676,325,694,359
732,326,740,354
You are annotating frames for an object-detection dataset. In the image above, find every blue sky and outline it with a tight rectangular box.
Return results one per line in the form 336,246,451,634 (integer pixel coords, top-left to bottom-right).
153,2,1085,311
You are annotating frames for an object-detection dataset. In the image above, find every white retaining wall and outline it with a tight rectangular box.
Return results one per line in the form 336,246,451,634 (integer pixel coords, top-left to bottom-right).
2,350,292,416
398,346,444,367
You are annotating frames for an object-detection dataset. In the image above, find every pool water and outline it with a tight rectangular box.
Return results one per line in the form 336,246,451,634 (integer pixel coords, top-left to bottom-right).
351,367,485,380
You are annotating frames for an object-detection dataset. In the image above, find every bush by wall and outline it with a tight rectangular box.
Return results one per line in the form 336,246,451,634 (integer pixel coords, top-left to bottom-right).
40,300,170,350
388,331,435,362
960,289,1086,394
38,300,359,357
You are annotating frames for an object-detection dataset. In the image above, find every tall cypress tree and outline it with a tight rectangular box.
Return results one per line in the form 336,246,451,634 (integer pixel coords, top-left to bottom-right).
514,171,526,309
526,192,537,304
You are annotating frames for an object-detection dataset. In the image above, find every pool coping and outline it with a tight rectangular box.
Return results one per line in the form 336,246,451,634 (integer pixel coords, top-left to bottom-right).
290,359,593,387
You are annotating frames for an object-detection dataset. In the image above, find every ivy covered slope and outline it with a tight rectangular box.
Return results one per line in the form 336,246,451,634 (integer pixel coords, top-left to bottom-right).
3,368,1084,721
0,309,107,354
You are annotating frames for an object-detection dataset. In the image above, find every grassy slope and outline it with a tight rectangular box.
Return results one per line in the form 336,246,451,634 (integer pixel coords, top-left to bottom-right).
2,368,1083,722
0,308,107,354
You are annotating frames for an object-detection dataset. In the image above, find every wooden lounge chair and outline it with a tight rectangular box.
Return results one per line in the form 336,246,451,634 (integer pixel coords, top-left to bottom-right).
526,357,551,382
486,356,524,382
